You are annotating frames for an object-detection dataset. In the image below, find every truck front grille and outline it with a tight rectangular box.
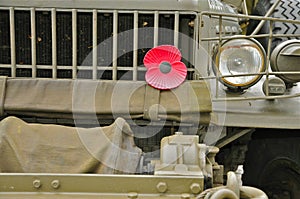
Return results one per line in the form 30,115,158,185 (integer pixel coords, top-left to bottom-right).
0,7,197,80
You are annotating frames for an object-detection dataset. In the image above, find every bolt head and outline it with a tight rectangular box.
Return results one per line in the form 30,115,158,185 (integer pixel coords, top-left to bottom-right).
51,180,60,189
156,182,167,193
190,183,201,194
32,179,41,189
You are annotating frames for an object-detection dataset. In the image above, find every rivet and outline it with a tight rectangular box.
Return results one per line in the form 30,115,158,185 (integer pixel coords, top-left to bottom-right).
190,183,201,194
127,192,138,199
51,180,60,189
32,179,41,189
156,182,167,193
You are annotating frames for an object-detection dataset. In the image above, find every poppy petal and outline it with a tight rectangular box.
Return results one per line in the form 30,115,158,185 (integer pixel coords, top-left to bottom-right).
144,45,181,69
145,62,187,90
171,61,188,75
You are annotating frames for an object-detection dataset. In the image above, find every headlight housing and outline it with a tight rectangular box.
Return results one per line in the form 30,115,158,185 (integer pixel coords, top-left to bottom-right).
213,38,266,90
270,39,300,84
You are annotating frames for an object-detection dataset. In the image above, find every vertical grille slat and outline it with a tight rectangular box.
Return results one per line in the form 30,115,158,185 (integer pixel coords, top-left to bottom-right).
0,8,196,80
92,9,97,80
112,10,118,80
30,8,37,78
153,11,159,47
9,8,15,77
174,11,179,47
51,8,57,78
72,9,77,79
133,11,138,81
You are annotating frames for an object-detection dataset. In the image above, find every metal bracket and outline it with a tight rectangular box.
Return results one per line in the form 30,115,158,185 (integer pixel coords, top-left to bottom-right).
216,128,254,148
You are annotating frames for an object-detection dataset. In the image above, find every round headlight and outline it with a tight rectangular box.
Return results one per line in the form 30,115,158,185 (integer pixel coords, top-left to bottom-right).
213,38,266,90
270,39,300,84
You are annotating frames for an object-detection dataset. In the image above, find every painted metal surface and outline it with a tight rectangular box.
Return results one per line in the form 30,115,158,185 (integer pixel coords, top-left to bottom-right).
0,0,236,13
212,81,300,129
213,93,300,130
0,173,203,198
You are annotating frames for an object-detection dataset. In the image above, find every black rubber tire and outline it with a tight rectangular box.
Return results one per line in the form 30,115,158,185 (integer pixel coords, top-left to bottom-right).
247,0,300,51
243,130,300,199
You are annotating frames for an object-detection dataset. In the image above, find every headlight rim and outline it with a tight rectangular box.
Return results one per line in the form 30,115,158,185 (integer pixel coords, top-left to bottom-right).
213,37,267,90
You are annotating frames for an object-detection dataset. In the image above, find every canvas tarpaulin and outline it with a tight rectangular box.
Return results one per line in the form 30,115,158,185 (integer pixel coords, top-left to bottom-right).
0,116,142,173
0,77,212,124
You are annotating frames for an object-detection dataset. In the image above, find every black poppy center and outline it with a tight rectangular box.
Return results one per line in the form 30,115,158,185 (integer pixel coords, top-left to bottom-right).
159,61,172,74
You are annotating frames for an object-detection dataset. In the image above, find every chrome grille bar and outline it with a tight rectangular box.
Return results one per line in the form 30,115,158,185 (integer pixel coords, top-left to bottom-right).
153,11,159,47
174,11,179,47
9,7,16,78
51,8,57,79
30,8,37,78
133,11,138,81
72,9,77,79
92,9,97,80
112,10,118,81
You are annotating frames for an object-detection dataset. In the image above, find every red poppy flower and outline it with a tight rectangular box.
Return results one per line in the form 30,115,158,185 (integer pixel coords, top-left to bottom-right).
143,45,187,90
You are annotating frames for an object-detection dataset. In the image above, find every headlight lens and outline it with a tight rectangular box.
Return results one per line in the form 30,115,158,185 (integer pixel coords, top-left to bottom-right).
214,38,266,90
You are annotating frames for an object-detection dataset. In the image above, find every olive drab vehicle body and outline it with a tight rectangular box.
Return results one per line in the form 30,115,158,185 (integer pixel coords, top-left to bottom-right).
0,0,299,198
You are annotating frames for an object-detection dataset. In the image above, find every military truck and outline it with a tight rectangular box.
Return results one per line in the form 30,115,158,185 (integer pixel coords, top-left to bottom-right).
0,0,299,198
